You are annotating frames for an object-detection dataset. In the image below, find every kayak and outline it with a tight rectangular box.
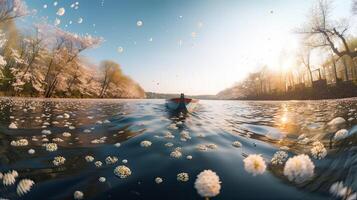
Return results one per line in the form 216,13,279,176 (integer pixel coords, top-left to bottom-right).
166,97,199,112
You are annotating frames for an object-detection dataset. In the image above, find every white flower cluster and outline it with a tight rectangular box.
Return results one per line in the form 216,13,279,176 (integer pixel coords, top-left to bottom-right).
11,139,29,147
9,122,18,129
180,131,191,141
206,143,218,149
196,144,208,152
53,156,66,166
2,170,18,186
114,165,131,178
232,141,242,148
243,154,266,176
164,131,175,139
155,177,163,184
94,161,103,168
91,137,106,144
283,154,314,183
310,141,327,159
45,143,58,151
271,151,288,165
85,155,94,162
329,181,356,200
105,156,118,165
170,150,182,158
140,140,152,147
74,191,84,200
194,170,221,198
17,179,35,196
62,132,71,137
177,172,189,182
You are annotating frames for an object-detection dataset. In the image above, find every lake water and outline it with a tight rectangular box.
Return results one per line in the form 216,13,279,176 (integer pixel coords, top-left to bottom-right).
0,97,356,200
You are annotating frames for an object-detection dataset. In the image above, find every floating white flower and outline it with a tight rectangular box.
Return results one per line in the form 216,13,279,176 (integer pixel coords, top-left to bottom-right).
310,141,327,159
11,139,28,147
170,150,182,158
17,179,35,196
41,130,51,135
105,156,118,165
114,165,131,178
177,172,189,182
243,154,266,176
186,155,193,160
140,140,152,147
52,138,63,142
122,159,128,164
45,143,58,152
43,4,48,9
77,17,83,24
155,177,163,184
85,155,94,162
206,143,218,149
271,151,288,165
74,191,84,200
330,181,356,200
28,149,35,154
56,7,65,16
53,1,58,6
99,177,106,182
232,141,242,148
165,142,173,147
3,171,17,186
196,144,208,152
283,154,314,183
194,170,221,198
53,156,66,166
114,142,121,147
95,161,103,168
180,131,191,141
9,122,18,129
334,129,349,141
164,131,175,139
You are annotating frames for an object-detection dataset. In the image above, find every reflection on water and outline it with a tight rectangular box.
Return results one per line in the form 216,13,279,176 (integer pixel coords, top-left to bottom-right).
0,97,356,199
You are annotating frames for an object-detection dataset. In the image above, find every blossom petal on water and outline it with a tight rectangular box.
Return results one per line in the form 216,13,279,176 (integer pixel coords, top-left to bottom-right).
74,191,84,200
140,140,152,147
85,155,94,162
194,170,221,198
53,156,66,166
99,177,106,182
9,122,18,129
283,154,314,183
114,165,131,178
177,172,189,182
310,141,327,159
155,177,163,184
271,151,288,165
17,179,35,196
3,171,16,186
232,141,242,148
244,154,266,176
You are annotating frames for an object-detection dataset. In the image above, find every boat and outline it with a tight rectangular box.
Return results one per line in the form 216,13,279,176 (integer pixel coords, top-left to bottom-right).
166,93,199,113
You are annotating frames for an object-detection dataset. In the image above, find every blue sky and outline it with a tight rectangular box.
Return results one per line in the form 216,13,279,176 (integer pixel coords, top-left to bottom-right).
23,0,352,95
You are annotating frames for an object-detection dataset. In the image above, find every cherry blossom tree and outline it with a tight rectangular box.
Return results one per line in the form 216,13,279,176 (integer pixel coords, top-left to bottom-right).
0,0,29,23
39,24,103,97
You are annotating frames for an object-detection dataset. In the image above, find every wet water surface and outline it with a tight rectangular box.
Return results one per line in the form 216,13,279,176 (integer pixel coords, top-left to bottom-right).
0,97,357,200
